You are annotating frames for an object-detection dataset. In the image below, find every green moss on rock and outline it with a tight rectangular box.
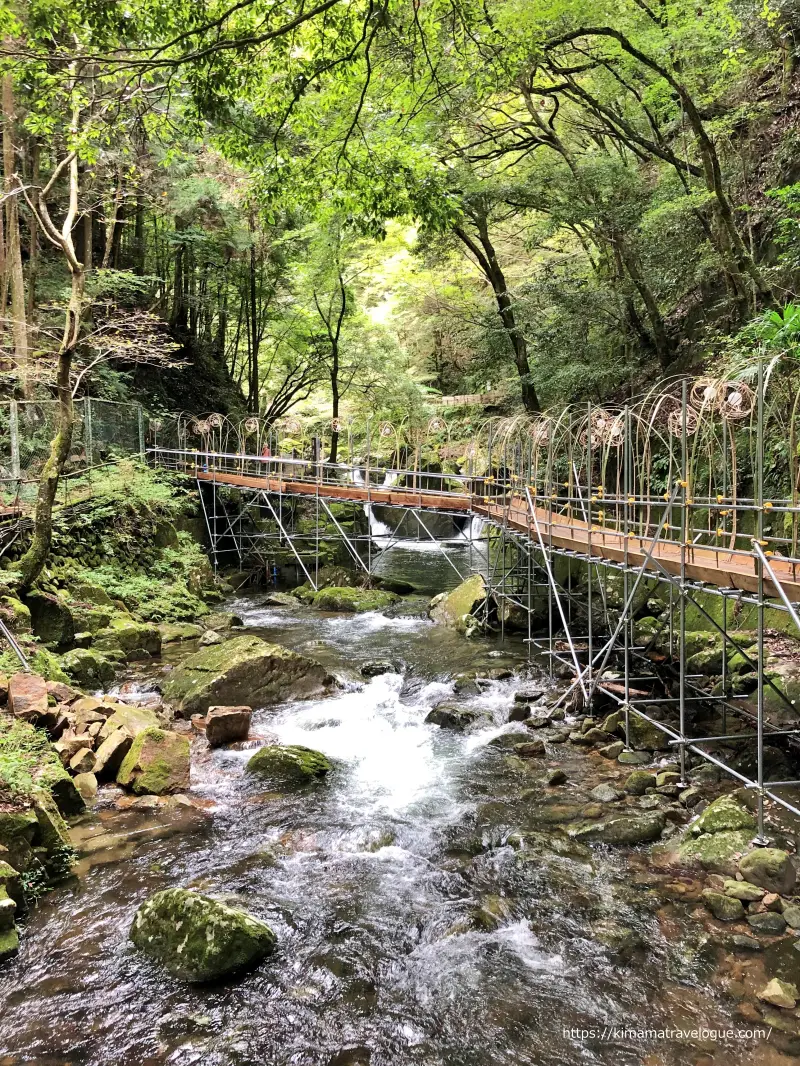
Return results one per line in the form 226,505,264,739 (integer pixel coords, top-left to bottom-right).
245,744,331,786
60,648,116,688
428,574,486,634
163,635,335,715
116,728,190,795
690,795,756,837
311,587,399,613
93,619,161,662
129,887,276,982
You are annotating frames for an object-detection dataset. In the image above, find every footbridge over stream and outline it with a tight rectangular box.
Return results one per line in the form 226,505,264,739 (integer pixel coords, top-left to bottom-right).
148,369,800,840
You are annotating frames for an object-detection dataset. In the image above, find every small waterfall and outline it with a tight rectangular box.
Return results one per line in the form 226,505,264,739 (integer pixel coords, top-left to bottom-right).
459,515,486,541
365,505,393,538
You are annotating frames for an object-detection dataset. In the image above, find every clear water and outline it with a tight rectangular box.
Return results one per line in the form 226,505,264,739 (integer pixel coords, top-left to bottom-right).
0,554,770,1066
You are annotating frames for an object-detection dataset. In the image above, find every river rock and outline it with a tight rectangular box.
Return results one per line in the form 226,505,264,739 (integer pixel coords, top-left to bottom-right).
99,704,162,740
571,812,666,845
514,740,545,758
758,978,798,1010
624,771,656,795
702,889,745,921
129,888,276,982
428,574,486,634
590,783,623,803
205,706,252,747
599,741,625,759
60,649,116,688
690,795,756,837
508,704,531,723
8,673,48,722
425,704,481,731
617,750,651,766
677,829,754,873
26,591,74,647
748,911,787,935
116,728,190,795
93,728,133,778
163,635,336,715
202,611,243,631
199,629,224,647
783,905,800,929
545,769,567,786
312,587,399,613
158,623,204,644
93,619,161,661
360,660,398,678
739,848,797,894
74,772,98,801
246,744,331,786
69,747,96,774
724,879,765,902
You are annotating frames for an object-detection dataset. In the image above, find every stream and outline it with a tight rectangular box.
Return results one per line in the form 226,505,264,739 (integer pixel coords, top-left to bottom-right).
0,546,769,1066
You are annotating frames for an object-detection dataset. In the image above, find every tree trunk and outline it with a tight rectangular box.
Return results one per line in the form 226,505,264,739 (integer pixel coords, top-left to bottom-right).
17,144,84,591
248,219,259,412
453,218,540,413
2,74,28,388
329,360,340,463
26,140,39,318
133,189,145,275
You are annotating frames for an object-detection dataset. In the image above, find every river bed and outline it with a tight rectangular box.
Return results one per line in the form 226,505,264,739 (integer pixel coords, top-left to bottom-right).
0,547,780,1066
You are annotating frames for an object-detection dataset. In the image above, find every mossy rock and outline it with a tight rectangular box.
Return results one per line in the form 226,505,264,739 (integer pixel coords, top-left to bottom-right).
116,728,190,795
130,888,276,982
0,597,31,635
71,579,115,607
0,715,84,820
0,809,37,871
99,704,162,739
69,605,113,636
93,619,161,661
311,587,399,613
428,574,486,633
571,812,666,845
163,635,336,716
689,795,756,837
158,622,204,644
60,648,116,689
202,612,242,632
245,744,331,786
25,591,74,647
676,829,754,872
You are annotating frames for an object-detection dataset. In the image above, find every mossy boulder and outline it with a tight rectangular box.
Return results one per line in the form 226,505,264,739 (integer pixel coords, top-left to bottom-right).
690,795,756,837
245,744,331,786
25,591,74,647
99,704,162,740
702,889,746,921
0,597,31,635
0,715,84,818
202,611,243,632
163,635,335,716
69,605,113,636
676,829,754,872
71,580,115,607
428,574,486,634
130,888,276,982
739,848,797,894
0,809,37,871
93,619,161,662
571,811,666,845
158,622,204,644
311,587,399,613
60,648,116,688
116,728,190,795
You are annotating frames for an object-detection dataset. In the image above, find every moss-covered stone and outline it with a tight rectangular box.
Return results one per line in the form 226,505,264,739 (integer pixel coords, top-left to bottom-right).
0,597,31,634
60,648,116,688
311,586,399,613
0,924,19,961
202,611,242,632
739,848,797,894
571,811,666,845
702,889,746,921
130,887,276,982
69,605,113,636
624,771,657,795
116,728,190,795
245,744,331,786
99,704,162,740
676,829,754,872
163,635,335,716
690,795,756,837
158,622,204,644
0,809,37,871
71,579,115,607
93,619,161,661
428,574,486,634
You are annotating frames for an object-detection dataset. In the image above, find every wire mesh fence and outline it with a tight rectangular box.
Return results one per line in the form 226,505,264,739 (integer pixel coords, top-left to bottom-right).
0,399,145,507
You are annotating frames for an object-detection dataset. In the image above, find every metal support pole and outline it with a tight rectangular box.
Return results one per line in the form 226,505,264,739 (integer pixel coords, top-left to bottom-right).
755,358,767,845
678,379,688,788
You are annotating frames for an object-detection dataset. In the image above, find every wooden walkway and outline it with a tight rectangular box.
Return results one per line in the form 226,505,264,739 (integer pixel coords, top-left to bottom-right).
196,468,800,600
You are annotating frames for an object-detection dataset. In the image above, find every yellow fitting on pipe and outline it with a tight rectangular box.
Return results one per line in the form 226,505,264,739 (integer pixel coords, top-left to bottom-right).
764,501,773,510
687,498,694,505
627,496,635,504
716,528,724,537
663,492,670,501
679,480,688,489
716,495,724,503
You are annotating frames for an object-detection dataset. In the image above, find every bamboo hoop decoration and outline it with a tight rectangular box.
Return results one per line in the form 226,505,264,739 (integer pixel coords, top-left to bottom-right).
378,421,394,438
719,382,755,420
666,405,699,438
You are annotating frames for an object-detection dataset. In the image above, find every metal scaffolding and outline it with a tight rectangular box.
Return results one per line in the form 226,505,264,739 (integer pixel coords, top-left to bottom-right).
150,364,800,840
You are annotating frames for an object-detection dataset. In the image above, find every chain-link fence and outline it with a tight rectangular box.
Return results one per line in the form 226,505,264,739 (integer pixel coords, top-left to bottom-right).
0,398,144,506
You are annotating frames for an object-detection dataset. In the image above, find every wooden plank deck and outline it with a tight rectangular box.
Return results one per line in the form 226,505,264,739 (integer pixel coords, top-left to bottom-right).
475,498,800,601
195,467,800,600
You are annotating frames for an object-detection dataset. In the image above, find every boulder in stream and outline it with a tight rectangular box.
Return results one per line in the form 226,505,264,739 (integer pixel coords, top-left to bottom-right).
205,706,252,747
116,728,190,795
311,587,399,613
428,574,486,634
130,888,276,982
163,634,336,715
245,744,331,786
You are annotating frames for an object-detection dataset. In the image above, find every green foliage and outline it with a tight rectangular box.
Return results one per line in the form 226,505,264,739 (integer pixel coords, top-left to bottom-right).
0,716,62,797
